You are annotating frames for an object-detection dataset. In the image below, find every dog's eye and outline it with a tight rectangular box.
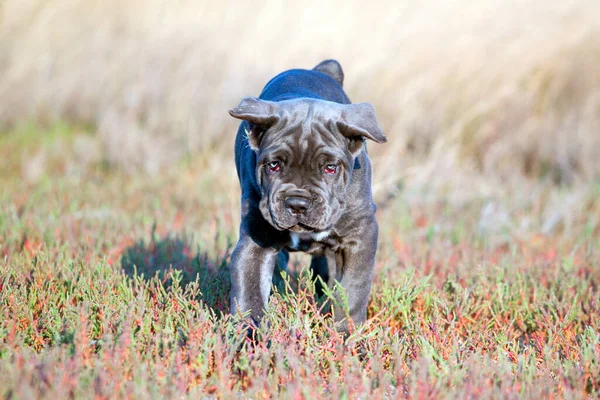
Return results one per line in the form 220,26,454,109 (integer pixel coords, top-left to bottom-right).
267,161,281,172
324,164,337,174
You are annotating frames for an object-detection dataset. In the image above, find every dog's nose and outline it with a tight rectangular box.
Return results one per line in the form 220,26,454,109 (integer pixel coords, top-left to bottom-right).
285,196,309,215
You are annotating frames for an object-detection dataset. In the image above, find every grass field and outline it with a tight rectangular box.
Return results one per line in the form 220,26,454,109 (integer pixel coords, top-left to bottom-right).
1,0,600,398
1,124,599,398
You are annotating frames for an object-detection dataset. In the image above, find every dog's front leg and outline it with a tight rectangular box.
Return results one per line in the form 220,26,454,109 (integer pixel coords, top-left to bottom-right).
230,234,279,325
333,218,378,334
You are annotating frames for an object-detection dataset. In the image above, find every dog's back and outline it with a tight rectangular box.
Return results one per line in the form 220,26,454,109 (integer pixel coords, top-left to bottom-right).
259,68,349,104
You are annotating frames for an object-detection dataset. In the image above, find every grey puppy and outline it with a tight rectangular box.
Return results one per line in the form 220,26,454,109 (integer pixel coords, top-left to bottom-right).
229,60,386,333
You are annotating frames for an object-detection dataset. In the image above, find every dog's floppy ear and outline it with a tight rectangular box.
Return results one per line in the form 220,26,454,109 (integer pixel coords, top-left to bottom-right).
229,97,280,150
337,103,387,156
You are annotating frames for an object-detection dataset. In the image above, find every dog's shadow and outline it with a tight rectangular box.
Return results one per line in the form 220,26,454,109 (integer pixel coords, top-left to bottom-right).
120,231,231,314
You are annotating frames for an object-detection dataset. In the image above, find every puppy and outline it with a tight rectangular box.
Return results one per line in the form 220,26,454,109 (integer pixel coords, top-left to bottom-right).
229,60,386,332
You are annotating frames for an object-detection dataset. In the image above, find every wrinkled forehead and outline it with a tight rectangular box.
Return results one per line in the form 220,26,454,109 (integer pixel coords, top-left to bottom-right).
259,118,349,165
264,99,345,145
278,98,343,121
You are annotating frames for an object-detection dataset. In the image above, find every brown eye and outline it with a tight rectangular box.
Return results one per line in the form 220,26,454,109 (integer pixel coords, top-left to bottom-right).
324,164,337,174
267,161,281,172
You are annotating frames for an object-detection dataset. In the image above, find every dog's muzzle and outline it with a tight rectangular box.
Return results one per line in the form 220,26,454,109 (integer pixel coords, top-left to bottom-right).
270,189,328,231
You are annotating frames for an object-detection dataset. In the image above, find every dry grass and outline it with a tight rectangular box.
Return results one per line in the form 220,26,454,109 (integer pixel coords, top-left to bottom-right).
2,0,600,185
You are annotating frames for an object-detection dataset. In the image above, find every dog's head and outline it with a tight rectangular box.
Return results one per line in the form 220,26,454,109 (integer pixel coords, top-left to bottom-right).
230,97,386,232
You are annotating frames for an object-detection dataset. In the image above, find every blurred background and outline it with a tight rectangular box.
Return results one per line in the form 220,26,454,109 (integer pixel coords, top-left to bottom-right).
1,0,599,213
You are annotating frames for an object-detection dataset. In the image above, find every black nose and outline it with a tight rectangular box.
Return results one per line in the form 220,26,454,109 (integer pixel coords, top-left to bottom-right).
285,196,309,215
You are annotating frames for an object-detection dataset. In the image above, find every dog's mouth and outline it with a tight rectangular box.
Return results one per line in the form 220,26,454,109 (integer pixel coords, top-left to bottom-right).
272,213,324,232
288,223,318,233
265,194,331,232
